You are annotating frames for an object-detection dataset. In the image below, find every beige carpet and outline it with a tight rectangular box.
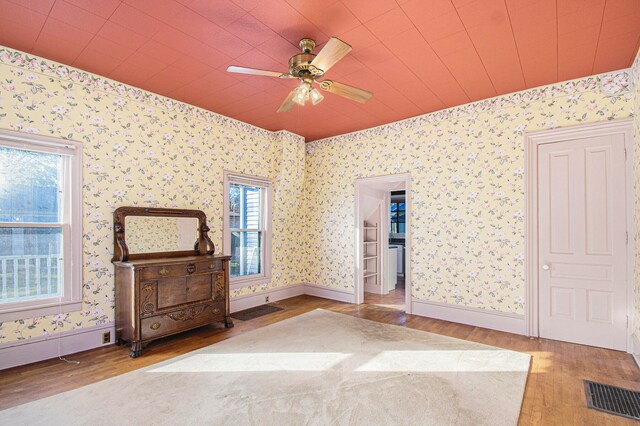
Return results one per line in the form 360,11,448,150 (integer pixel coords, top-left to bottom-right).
1,309,531,425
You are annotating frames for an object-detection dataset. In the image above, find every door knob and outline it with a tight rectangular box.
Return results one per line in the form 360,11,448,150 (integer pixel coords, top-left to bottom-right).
542,264,550,271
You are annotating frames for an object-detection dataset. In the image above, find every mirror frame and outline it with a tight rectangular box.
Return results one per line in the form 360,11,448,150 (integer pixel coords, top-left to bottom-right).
112,207,214,261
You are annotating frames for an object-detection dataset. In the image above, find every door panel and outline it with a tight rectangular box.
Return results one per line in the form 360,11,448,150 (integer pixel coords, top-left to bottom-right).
548,152,574,254
585,146,612,255
538,134,627,351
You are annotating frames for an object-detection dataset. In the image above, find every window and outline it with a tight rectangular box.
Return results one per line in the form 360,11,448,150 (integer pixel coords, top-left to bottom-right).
390,201,406,234
223,172,272,285
0,130,83,321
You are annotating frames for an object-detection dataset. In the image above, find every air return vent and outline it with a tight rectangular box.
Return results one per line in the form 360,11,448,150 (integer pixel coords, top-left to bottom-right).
584,380,640,420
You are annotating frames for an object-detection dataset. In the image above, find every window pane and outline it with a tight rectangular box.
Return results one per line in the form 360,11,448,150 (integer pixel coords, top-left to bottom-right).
390,211,397,221
230,231,262,278
398,223,406,233
398,211,405,222
390,223,398,233
229,183,261,230
390,203,397,212
398,203,405,211
0,227,63,303
0,147,62,223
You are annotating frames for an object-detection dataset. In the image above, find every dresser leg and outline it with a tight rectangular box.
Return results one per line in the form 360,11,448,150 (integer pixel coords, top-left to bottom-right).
130,341,142,358
224,316,234,328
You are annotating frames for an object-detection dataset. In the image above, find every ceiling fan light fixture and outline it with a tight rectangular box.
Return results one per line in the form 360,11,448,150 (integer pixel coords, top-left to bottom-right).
309,88,324,105
292,83,311,106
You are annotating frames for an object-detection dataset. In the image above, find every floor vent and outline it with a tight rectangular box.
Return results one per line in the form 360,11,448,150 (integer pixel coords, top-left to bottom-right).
231,305,283,322
584,380,640,420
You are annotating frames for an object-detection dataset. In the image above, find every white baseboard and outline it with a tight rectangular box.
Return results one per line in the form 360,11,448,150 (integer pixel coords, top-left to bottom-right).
303,283,356,303
0,322,115,370
230,284,305,313
411,299,527,335
632,332,640,369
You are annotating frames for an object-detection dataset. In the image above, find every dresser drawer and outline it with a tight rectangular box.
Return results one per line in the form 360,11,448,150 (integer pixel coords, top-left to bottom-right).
196,259,222,274
141,260,221,280
140,302,225,341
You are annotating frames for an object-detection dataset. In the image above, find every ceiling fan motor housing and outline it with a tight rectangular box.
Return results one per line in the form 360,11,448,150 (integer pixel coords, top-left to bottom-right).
288,38,324,78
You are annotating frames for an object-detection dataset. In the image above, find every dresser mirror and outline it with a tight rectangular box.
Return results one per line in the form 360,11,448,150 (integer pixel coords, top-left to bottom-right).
112,207,215,261
126,216,199,254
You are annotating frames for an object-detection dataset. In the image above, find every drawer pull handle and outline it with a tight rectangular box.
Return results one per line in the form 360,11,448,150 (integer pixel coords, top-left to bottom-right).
159,267,169,276
208,263,217,270
150,322,161,330
212,308,220,314
186,264,196,274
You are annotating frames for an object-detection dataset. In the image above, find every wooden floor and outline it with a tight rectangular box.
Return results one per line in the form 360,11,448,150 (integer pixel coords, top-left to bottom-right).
364,277,406,310
1,294,639,425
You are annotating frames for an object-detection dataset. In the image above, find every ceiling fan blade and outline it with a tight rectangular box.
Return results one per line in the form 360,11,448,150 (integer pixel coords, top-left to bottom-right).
277,90,296,113
318,80,373,104
310,37,352,74
227,66,292,79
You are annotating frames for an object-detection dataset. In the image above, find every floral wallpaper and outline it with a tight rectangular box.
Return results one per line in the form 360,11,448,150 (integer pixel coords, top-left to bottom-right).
303,68,635,316
0,47,305,343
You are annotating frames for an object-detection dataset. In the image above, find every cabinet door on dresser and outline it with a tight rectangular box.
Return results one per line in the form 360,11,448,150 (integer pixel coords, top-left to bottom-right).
153,274,214,309
140,271,226,314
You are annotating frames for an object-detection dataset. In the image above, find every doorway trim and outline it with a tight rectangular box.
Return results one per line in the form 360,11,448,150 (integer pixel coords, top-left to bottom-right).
354,173,412,313
524,118,634,352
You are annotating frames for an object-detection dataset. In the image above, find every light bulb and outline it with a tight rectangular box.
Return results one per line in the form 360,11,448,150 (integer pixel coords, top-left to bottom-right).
309,88,324,105
292,92,306,106
292,83,310,106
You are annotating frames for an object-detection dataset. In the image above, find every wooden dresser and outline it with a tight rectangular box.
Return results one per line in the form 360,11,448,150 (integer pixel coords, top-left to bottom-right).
114,255,232,357
112,207,233,358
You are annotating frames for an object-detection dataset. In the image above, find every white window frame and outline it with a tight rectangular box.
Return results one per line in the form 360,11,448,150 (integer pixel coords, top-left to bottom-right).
0,129,83,322
223,171,272,289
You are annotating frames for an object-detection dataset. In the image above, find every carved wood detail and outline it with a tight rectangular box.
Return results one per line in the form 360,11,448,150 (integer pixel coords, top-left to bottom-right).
167,305,208,322
214,273,226,300
141,282,155,314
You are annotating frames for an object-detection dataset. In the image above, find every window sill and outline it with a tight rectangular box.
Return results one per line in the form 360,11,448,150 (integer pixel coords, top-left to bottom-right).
230,275,271,290
0,299,82,322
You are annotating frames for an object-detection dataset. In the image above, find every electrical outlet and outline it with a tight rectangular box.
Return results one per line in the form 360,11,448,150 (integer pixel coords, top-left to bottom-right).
102,331,111,344
265,295,270,303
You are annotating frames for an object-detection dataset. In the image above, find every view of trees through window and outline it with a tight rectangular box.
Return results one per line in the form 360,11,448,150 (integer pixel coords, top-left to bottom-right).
0,147,64,302
229,182,263,278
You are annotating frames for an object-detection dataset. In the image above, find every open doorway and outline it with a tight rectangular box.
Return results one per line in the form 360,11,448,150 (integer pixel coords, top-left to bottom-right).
355,174,411,313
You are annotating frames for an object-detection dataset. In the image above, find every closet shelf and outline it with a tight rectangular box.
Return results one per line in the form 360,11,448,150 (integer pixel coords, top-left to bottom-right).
363,222,378,286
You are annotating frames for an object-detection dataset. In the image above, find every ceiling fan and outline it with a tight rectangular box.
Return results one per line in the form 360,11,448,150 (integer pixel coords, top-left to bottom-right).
227,37,373,112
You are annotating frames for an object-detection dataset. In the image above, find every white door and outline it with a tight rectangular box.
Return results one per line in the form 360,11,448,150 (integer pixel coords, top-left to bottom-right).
538,134,627,351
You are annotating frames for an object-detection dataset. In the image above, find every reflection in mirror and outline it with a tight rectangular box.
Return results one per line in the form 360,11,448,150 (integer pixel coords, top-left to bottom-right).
126,216,199,254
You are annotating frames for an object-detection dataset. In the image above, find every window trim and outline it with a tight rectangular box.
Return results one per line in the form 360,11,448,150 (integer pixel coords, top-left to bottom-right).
0,129,83,322
222,171,272,289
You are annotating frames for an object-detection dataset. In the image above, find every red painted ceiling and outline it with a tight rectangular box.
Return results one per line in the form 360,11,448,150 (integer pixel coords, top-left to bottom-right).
1,0,639,141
